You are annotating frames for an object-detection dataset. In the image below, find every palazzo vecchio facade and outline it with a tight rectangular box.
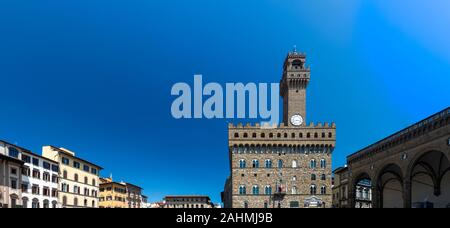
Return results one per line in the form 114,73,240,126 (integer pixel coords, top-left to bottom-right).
221,50,336,208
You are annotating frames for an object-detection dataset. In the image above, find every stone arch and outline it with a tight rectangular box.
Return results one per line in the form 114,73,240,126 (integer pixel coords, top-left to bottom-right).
351,172,374,208
376,163,404,208
407,150,450,208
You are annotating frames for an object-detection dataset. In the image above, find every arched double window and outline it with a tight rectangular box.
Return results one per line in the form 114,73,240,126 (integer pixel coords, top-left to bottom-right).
320,159,326,168
252,159,259,168
321,174,326,181
310,185,317,195
239,186,246,195
252,185,260,195
239,159,246,168
311,174,316,181
278,160,283,168
310,159,317,169
265,159,272,168
264,186,272,195
292,186,298,195
292,160,298,168
321,186,327,195
244,201,249,208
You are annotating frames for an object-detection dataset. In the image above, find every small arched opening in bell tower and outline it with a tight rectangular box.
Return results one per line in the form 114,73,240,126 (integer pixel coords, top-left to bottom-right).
292,59,303,69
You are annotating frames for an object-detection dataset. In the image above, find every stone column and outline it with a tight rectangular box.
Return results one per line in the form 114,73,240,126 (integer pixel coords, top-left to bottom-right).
348,180,355,208
403,178,412,208
371,181,380,208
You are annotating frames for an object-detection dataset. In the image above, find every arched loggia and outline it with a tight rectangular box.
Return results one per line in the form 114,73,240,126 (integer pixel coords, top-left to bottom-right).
377,164,404,208
409,150,450,208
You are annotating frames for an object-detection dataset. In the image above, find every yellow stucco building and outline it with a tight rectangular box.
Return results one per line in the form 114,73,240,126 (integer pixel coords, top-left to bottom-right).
42,146,102,208
99,178,128,208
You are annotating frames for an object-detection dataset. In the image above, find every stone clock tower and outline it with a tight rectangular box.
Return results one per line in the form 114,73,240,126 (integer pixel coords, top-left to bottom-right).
222,48,336,209
280,49,310,127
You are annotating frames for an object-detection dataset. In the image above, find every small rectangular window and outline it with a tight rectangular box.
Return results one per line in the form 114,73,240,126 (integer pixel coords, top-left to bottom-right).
21,183,28,192
8,147,19,158
22,155,31,163
32,158,39,166
62,157,69,165
43,162,51,170
43,172,50,181
32,185,40,195
52,189,58,197
43,188,50,196
22,167,30,176
11,180,17,189
33,169,40,179
290,201,300,208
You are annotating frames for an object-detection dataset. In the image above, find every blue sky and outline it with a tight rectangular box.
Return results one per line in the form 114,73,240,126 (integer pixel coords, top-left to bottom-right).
0,0,449,203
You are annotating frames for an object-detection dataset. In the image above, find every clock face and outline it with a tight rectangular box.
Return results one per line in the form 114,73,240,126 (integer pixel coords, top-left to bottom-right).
291,115,303,126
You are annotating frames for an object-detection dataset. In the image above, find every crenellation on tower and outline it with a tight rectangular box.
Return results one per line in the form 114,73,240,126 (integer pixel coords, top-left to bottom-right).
228,122,336,129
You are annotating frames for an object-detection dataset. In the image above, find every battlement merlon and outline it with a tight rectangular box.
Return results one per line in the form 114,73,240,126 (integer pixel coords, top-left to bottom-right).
227,122,336,148
228,122,336,129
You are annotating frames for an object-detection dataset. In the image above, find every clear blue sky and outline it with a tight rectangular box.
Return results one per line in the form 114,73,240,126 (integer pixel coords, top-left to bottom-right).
0,0,449,203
